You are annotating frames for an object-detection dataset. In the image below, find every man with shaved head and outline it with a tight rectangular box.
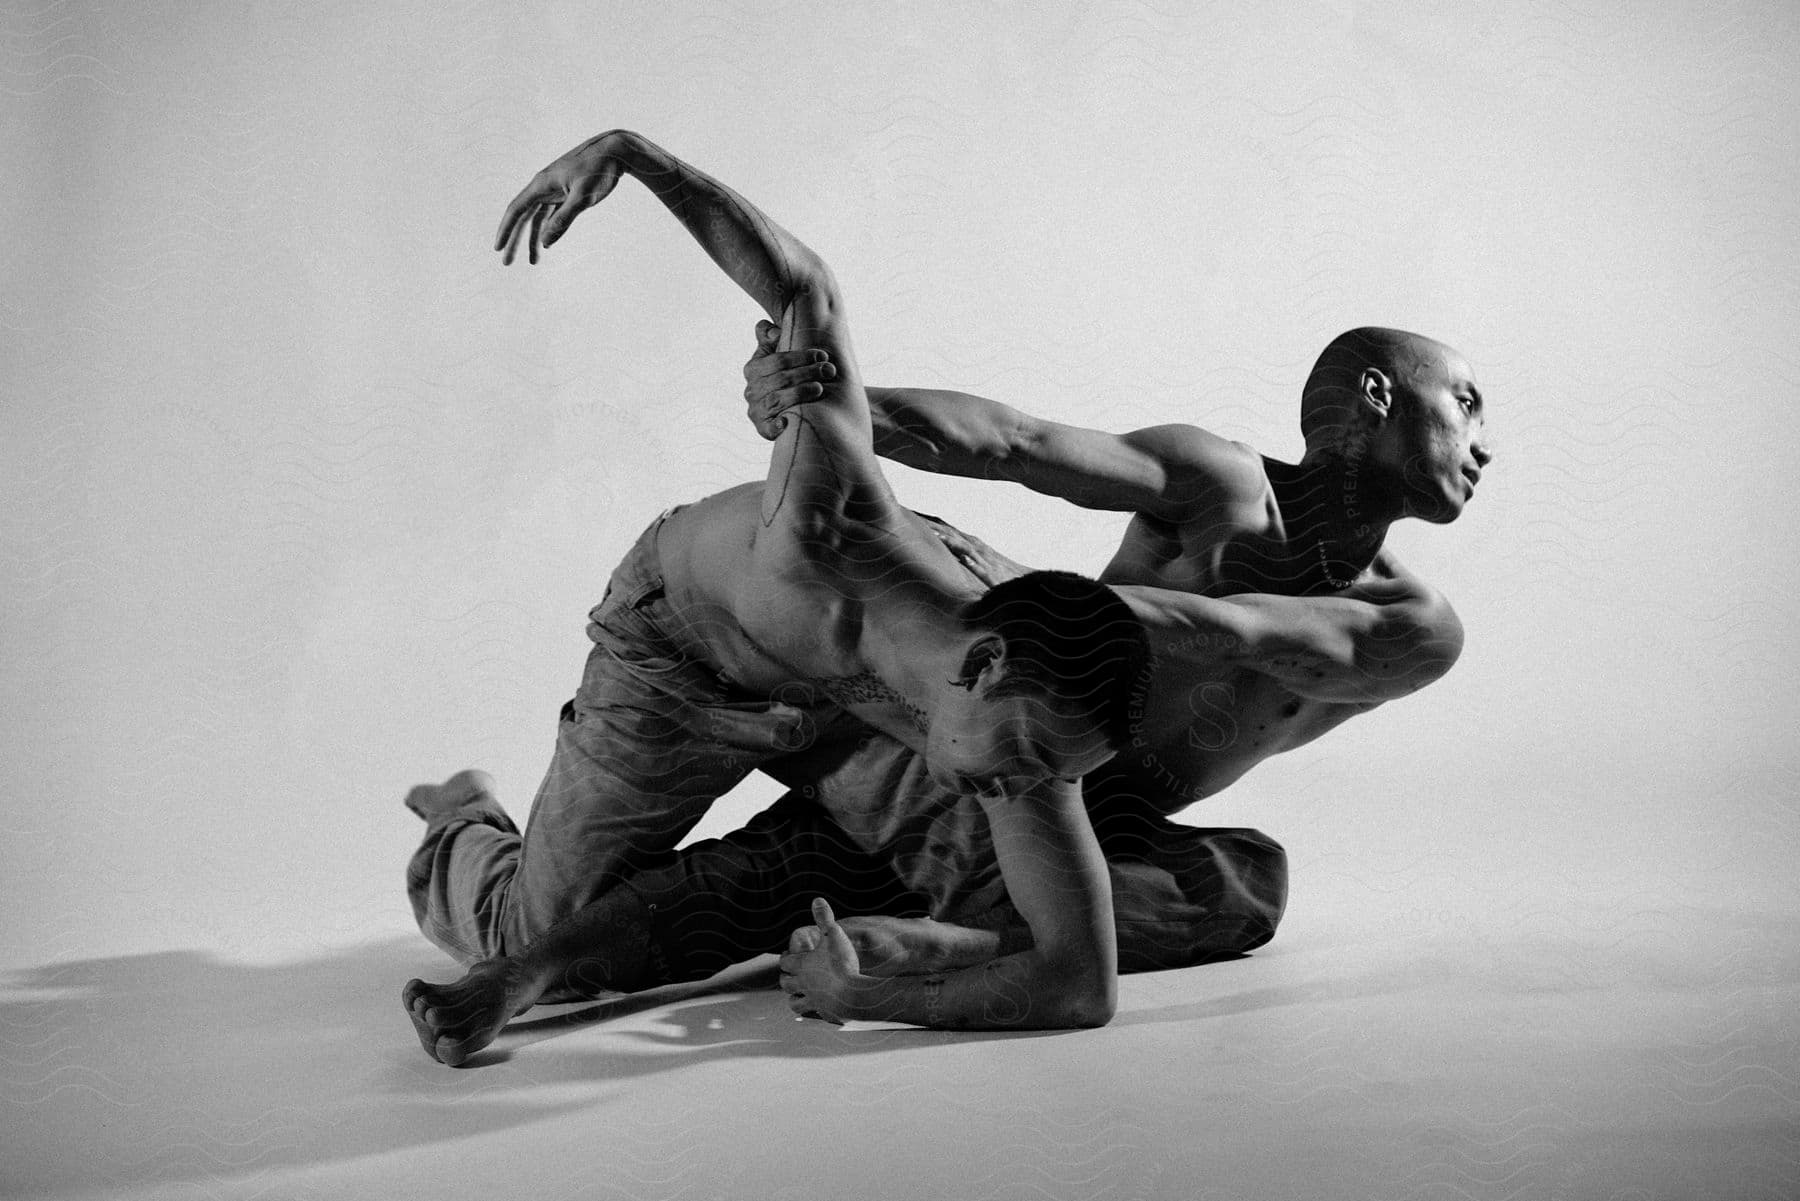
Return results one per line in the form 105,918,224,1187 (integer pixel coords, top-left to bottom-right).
1299,328,1488,528
564,321,1492,1001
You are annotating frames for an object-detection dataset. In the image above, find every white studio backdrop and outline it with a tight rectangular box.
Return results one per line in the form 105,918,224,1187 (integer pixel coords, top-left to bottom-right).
3,0,1795,966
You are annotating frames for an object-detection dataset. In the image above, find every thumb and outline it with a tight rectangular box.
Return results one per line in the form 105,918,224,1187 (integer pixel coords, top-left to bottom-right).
755,319,780,351
812,898,858,964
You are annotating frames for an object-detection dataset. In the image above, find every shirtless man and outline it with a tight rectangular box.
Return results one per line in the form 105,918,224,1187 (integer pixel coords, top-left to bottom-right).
606,320,1491,1012
400,130,1150,1063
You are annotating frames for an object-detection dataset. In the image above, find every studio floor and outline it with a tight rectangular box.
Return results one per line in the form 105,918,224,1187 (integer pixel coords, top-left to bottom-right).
6,855,1795,1201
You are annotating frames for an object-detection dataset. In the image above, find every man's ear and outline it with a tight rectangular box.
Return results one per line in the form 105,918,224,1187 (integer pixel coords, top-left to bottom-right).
953,633,1006,691
1359,367,1393,420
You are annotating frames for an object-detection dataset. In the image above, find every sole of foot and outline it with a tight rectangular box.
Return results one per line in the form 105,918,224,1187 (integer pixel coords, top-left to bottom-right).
402,960,526,1067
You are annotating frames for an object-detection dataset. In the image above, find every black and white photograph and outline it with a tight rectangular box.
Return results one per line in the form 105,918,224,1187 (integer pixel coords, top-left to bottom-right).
5,3,1796,1199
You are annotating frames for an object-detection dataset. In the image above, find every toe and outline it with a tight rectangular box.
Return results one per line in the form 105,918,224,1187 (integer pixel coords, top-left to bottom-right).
437,1035,471,1068
406,1004,444,1063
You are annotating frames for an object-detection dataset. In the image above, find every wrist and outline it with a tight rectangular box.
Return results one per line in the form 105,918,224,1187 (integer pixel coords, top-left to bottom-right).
848,973,940,1026
922,973,947,1027
589,129,649,171
933,919,1007,969
840,972,883,1022
918,920,973,973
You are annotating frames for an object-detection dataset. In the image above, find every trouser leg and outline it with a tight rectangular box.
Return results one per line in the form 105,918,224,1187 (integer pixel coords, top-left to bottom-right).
819,739,1291,971
1090,810,1289,973
616,741,1289,981
623,789,928,986
925,808,1289,974
404,681,768,963
611,794,1290,981
405,585,829,963
406,792,522,962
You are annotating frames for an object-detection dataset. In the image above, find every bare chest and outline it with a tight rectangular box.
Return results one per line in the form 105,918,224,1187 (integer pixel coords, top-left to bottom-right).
1100,505,1309,599
1097,515,1376,808
1115,662,1370,807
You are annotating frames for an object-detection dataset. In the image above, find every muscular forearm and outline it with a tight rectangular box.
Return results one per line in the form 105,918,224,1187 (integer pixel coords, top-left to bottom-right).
1122,584,1462,704
863,386,1202,515
1225,589,1462,702
865,386,1032,478
848,946,1113,1030
604,130,825,322
847,777,1113,1030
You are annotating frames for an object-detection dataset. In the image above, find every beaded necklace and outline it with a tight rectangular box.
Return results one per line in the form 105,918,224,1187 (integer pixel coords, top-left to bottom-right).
1316,539,1357,590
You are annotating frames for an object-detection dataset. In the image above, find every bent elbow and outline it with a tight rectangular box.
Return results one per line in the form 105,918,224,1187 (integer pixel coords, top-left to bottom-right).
1435,596,1466,665
777,260,848,352
1066,989,1117,1029
1410,593,1465,684
1052,966,1117,1029
1370,594,1464,700
785,252,842,312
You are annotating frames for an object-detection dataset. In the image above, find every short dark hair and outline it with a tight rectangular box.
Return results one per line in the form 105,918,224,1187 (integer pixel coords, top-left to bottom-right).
960,570,1149,750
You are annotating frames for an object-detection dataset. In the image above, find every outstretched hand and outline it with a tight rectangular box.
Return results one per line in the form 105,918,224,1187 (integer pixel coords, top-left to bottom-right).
744,319,836,439
778,898,867,1023
495,129,640,266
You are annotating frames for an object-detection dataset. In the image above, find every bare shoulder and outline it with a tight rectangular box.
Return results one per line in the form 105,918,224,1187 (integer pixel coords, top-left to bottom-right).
1368,547,1442,600
1369,549,1464,657
1119,424,1271,519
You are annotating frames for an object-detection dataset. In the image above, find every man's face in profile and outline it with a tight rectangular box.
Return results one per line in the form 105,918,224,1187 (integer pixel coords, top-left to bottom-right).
1379,346,1491,525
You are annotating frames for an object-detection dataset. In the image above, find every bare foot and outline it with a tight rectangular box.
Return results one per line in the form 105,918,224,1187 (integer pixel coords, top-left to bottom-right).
402,956,542,1066
404,769,497,822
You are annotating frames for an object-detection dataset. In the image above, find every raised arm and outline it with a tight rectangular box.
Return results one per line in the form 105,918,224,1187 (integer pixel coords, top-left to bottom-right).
498,130,884,524
874,395,1265,522
498,129,816,323
742,325,1262,522
1118,574,1465,705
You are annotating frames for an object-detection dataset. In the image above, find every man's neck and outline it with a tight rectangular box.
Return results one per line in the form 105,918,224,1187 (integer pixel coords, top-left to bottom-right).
1265,452,1399,583
846,604,976,727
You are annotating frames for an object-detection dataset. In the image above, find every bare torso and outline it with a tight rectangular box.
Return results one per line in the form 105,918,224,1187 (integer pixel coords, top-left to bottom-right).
1093,450,1402,811
653,482,978,754
653,450,1419,815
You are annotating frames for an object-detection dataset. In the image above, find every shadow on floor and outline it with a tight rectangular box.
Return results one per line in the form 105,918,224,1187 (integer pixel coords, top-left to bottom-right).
18,901,1788,1196
0,938,1056,1197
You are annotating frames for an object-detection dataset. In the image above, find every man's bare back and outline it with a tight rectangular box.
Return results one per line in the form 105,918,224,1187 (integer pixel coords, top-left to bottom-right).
654,482,978,750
